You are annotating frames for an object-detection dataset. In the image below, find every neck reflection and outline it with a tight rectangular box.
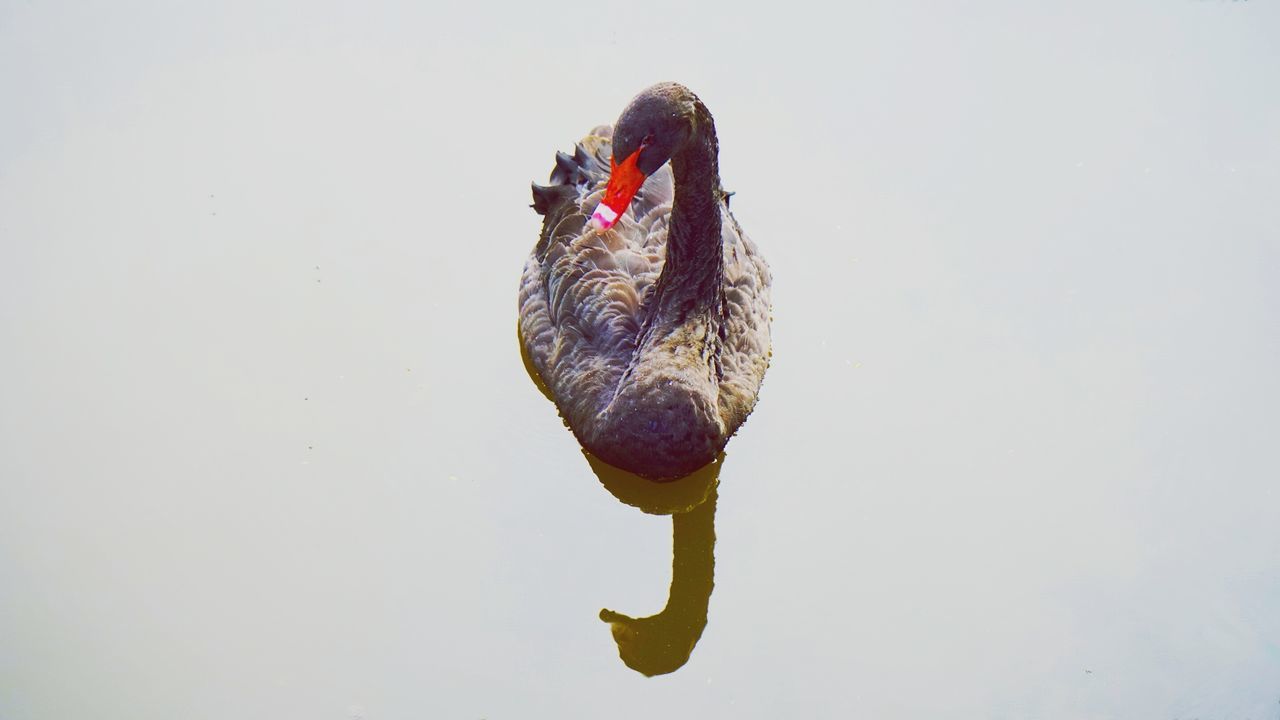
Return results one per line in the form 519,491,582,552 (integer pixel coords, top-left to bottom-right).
585,451,721,677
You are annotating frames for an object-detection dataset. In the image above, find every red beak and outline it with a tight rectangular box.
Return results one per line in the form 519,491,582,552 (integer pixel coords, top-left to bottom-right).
589,146,647,231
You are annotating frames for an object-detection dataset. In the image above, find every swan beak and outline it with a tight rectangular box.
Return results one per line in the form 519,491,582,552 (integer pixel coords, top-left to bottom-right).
588,146,647,231
587,203,619,231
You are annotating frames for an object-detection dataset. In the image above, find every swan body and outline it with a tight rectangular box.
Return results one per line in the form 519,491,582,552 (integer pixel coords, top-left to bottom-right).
518,83,771,479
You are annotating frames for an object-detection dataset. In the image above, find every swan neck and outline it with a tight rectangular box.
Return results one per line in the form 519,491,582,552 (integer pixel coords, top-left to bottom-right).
660,105,722,308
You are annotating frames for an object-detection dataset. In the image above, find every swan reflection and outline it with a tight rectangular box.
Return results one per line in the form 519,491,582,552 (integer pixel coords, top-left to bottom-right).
523,333,725,676
585,451,721,676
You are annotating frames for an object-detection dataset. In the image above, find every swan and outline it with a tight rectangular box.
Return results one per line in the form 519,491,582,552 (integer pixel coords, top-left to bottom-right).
518,82,771,479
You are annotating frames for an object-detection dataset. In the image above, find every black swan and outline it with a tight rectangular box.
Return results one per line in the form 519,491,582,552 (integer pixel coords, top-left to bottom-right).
518,82,771,479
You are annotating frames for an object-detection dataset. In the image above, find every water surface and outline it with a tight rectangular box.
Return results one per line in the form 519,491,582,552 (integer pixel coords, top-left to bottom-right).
2,1,1278,717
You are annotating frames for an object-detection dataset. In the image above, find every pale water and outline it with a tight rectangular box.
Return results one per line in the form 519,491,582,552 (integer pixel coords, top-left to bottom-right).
2,1,1279,717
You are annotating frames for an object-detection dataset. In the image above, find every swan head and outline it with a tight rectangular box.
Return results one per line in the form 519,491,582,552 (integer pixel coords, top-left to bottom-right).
589,82,700,231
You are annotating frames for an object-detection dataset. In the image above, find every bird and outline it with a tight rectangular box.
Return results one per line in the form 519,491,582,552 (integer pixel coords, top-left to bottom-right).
518,82,771,480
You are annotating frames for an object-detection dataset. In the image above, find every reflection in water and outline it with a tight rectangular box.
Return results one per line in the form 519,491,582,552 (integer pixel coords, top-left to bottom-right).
587,452,720,676
524,330,722,676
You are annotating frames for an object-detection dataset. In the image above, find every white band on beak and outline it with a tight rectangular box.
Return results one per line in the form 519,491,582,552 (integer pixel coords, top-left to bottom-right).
588,203,619,230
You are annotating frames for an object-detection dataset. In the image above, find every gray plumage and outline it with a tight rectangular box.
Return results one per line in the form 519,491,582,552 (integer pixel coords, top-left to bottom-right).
518,83,771,479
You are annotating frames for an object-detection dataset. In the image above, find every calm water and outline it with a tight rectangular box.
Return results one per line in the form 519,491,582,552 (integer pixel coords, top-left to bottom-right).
3,1,1278,718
